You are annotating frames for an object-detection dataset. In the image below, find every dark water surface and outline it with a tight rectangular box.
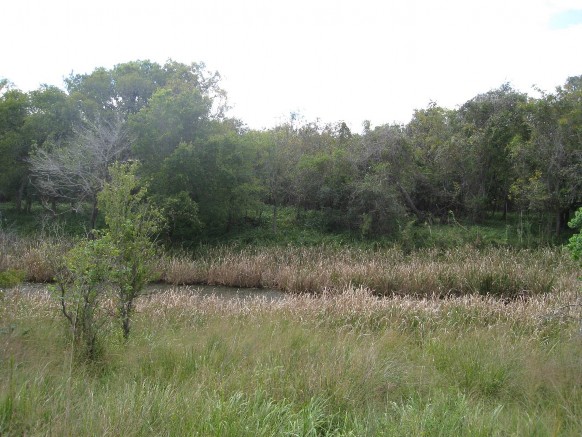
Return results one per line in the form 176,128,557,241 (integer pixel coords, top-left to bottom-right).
8,283,286,301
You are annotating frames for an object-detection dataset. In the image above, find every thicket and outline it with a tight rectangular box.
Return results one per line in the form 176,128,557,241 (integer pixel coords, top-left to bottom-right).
0,62,580,245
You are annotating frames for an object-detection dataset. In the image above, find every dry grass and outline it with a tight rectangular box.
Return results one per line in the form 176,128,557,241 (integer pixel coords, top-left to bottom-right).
2,283,581,435
3,231,575,300
160,245,577,298
0,231,70,283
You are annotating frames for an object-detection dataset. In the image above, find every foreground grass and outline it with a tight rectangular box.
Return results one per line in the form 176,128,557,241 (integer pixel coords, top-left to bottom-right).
1,286,581,435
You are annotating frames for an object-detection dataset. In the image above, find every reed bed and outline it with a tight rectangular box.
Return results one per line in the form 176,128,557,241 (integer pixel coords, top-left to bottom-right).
3,231,575,299
161,245,576,298
0,231,70,283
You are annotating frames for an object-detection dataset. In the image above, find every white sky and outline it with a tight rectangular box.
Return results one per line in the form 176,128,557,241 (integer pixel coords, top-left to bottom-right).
2,0,582,131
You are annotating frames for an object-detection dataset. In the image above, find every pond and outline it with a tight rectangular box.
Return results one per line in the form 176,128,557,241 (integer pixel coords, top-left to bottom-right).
6,282,286,301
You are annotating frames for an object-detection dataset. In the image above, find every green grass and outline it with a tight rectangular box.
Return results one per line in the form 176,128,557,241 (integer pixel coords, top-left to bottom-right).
1,287,581,435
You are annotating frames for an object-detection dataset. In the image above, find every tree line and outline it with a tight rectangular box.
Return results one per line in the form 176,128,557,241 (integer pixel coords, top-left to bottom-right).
1,60,581,240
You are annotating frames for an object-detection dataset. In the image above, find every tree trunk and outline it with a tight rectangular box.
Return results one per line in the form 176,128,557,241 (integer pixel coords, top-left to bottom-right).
15,179,26,212
121,300,133,340
396,182,424,222
555,209,562,238
272,203,278,234
90,197,99,230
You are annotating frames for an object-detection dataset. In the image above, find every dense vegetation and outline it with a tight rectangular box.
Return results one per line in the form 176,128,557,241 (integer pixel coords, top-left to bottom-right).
1,61,580,243
1,61,582,435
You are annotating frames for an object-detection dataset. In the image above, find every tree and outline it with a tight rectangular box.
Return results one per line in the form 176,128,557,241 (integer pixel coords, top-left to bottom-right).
568,207,582,267
407,103,463,218
254,124,300,233
510,77,582,236
56,161,162,357
129,82,212,173
158,132,261,235
0,88,31,209
348,123,412,235
55,237,116,361
457,84,529,219
97,161,163,339
29,115,131,228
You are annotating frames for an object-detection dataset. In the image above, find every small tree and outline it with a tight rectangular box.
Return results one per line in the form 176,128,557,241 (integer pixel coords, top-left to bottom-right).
566,207,582,333
55,237,116,361
56,161,162,360
97,161,163,339
568,208,582,267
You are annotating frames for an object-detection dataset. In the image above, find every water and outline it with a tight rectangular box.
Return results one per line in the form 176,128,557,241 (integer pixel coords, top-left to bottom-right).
144,283,286,301
6,282,286,301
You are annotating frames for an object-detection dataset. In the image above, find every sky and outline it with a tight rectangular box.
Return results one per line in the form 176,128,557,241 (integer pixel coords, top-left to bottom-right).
2,0,582,131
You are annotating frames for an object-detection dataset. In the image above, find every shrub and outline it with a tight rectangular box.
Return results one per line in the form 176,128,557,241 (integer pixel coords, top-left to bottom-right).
567,207,582,268
55,161,163,361
0,269,26,288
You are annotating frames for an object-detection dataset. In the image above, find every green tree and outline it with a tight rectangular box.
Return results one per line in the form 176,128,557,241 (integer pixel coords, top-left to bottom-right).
0,88,30,209
407,103,463,218
510,77,582,236
129,84,212,173
568,207,582,267
158,132,261,236
56,237,116,361
457,84,529,219
97,161,163,339
56,161,162,358
348,123,412,235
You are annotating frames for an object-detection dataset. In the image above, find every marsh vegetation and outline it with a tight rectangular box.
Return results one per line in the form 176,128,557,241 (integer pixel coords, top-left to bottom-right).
1,61,581,434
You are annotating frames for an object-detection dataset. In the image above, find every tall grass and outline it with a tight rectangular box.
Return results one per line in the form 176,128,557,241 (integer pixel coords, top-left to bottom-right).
162,245,576,298
1,285,581,435
0,230,70,283
1,230,576,298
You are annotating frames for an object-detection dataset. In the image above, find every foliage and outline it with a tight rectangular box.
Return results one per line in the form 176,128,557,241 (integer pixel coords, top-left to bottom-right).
155,191,202,242
0,269,25,288
55,236,116,361
1,64,581,244
567,207,582,267
0,89,31,209
55,161,162,362
97,161,163,339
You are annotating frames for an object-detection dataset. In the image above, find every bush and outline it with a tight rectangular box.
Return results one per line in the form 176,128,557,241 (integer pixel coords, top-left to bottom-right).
567,207,582,268
0,269,26,288
55,161,163,361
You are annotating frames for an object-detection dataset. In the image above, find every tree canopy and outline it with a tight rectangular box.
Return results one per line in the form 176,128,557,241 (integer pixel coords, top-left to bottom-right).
1,62,580,242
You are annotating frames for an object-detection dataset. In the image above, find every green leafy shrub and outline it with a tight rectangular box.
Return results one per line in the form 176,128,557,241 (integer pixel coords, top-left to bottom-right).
54,237,116,361
567,207,582,267
0,269,26,288
55,161,163,361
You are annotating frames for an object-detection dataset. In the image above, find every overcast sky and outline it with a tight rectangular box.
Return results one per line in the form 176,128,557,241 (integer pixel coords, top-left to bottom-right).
3,0,582,131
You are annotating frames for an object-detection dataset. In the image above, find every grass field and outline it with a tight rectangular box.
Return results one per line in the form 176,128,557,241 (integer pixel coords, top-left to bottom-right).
1,279,581,435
